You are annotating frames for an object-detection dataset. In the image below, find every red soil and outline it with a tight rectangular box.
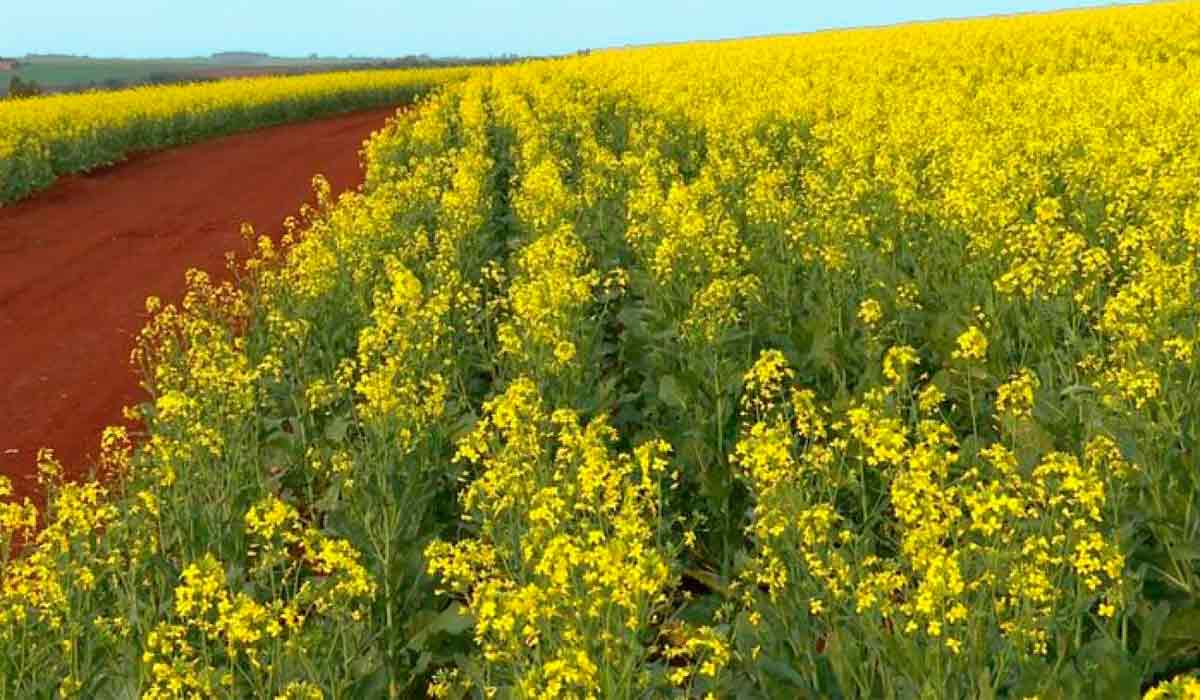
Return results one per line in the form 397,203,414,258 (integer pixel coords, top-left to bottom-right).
0,105,400,505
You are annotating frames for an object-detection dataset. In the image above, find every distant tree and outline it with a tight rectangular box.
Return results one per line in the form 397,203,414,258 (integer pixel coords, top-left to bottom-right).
7,75,43,98
212,51,269,64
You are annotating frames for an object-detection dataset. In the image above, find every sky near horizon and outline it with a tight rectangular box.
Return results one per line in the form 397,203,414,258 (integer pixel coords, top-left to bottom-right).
1,1,1130,59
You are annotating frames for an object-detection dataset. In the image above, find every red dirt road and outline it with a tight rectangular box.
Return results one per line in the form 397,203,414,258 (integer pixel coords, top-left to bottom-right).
1,105,400,504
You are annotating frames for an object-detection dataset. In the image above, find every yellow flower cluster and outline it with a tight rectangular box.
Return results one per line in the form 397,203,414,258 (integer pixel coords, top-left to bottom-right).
427,379,678,697
1145,675,1200,700
1,453,116,636
734,349,1129,685
141,496,375,698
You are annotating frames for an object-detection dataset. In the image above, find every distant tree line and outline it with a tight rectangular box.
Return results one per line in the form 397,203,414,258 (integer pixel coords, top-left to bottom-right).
211,51,271,64
4,72,192,100
6,75,44,99
358,53,527,69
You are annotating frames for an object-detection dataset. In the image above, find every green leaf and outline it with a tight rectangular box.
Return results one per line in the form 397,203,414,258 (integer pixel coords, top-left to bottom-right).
1136,600,1172,662
758,657,809,690
407,602,474,650
1159,607,1200,658
1165,544,1200,562
1074,637,1140,697
976,668,997,700
346,665,389,699
324,414,351,443
683,568,729,597
675,590,725,625
658,374,688,411
1060,384,1096,399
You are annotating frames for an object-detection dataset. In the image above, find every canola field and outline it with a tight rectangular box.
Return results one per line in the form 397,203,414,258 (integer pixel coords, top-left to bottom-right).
4,3,1200,698
0,66,470,204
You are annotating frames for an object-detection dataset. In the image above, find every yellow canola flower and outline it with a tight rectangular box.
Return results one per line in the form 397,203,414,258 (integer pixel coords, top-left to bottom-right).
1145,675,1200,700
952,325,989,363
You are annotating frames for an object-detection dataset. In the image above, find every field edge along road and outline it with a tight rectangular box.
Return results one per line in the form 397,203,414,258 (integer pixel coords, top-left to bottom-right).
0,104,402,504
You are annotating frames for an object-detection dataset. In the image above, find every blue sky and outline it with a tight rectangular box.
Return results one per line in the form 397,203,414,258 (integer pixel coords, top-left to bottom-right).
1,1,1129,59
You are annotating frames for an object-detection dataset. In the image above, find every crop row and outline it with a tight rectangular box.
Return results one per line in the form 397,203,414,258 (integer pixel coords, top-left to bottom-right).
0,66,470,205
